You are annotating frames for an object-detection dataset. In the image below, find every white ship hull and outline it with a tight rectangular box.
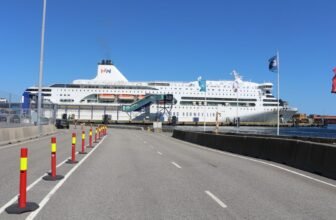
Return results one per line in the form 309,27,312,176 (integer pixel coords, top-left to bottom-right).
24,60,298,123
41,106,295,123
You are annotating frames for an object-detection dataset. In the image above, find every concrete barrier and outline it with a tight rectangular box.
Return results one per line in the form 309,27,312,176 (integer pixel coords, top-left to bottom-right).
106,125,144,130
22,126,38,140
172,130,336,180
0,125,57,146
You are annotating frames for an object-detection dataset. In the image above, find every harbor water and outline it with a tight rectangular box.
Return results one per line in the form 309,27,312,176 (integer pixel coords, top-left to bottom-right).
176,124,336,139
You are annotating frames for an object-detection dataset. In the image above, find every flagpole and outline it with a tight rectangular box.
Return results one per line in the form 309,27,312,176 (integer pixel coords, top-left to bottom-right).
277,50,280,136
236,83,239,131
203,87,206,132
232,70,239,132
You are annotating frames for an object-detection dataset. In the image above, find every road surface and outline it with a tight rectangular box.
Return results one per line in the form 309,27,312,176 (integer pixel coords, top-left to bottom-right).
0,128,335,219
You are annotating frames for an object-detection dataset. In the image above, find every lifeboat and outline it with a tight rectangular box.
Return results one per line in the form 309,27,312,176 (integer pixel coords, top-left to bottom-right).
118,94,135,100
138,95,145,100
98,94,115,100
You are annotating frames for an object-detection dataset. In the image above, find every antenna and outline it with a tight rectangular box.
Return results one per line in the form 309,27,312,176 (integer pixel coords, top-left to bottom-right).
231,70,243,82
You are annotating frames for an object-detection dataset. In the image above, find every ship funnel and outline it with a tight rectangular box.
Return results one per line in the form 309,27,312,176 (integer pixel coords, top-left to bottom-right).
95,59,127,82
100,59,113,65
72,59,128,84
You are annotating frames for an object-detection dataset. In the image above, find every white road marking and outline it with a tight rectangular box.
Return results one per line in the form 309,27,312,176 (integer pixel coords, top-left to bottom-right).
171,162,182,169
205,190,227,208
171,137,336,189
157,151,162,155
0,152,77,215
25,136,107,220
0,175,43,215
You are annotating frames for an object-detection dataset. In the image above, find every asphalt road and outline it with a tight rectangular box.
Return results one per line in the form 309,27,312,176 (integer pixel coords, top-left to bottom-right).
0,128,335,220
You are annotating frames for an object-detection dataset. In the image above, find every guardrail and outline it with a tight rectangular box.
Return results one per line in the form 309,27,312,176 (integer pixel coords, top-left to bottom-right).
172,129,336,180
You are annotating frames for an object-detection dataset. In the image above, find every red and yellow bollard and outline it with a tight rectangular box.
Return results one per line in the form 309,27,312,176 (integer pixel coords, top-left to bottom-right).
5,148,39,214
51,137,57,177
88,128,93,148
98,127,101,140
19,148,28,208
43,137,64,181
67,133,78,164
94,128,98,143
79,130,87,154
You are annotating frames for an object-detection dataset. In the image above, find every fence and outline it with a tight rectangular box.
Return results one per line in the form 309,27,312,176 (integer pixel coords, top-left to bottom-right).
0,104,57,128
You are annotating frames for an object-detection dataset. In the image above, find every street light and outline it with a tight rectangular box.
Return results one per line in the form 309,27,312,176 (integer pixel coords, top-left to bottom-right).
37,0,47,134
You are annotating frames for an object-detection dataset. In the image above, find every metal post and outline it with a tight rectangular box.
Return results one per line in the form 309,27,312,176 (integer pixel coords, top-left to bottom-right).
91,106,93,120
53,104,57,124
117,106,119,122
203,89,206,132
8,93,11,109
236,84,239,131
277,51,280,136
37,0,47,135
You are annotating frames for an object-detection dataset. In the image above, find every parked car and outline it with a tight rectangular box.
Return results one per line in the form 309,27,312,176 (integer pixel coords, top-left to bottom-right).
10,115,20,123
55,119,69,129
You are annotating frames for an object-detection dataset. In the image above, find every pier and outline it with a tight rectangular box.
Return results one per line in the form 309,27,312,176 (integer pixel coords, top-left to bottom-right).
0,127,335,219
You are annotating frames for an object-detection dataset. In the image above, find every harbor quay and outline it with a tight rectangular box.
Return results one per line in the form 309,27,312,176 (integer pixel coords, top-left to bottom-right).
0,126,335,219
1,1,336,219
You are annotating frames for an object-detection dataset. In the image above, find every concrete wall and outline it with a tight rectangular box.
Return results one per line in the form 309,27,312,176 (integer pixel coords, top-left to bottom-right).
172,130,336,180
0,125,57,146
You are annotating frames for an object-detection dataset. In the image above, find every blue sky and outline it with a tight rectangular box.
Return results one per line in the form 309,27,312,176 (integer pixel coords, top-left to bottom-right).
0,0,335,114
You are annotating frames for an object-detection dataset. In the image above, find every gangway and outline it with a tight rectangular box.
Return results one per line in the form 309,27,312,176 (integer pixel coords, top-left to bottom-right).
121,94,173,112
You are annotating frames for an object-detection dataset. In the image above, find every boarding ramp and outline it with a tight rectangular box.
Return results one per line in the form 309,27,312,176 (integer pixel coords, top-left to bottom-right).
122,94,173,112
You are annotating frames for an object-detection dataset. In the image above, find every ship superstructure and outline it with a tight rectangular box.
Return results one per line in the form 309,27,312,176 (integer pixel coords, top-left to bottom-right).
24,60,297,123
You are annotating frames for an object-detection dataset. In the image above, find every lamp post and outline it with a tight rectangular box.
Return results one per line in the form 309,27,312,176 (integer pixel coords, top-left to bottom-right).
37,0,47,134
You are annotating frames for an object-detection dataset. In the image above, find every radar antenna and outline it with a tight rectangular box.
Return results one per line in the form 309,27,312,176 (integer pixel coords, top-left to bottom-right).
231,70,243,83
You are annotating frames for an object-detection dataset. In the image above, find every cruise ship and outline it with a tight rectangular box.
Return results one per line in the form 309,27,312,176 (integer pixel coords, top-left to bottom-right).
23,60,297,123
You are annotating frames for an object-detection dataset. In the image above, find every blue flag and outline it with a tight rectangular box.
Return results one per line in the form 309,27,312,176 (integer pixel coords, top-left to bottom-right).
197,77,206,92
268,55,278,72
